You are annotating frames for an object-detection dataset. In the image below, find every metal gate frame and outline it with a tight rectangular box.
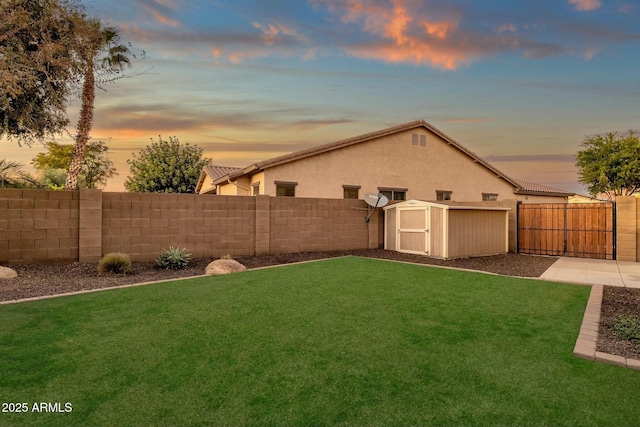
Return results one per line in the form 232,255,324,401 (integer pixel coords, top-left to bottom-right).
516,202,616,260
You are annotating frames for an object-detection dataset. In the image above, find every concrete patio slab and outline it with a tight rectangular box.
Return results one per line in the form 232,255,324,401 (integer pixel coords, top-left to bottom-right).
540,257,633,287
617,261,640,289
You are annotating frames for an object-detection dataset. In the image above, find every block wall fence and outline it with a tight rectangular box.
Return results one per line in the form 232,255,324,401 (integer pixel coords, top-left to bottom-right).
3,189,639,264
0,189,382,264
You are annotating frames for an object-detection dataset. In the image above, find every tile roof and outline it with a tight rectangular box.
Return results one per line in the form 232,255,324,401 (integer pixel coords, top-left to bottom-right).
511,179,574,196
196,165,243,194
203,165,243,181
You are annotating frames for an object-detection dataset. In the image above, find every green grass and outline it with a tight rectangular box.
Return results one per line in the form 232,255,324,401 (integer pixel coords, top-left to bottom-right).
1,257,639,426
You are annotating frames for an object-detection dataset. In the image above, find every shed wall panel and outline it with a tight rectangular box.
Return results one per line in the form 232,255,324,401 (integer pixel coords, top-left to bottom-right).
386,208,397,250
448,210,507,257
430,206,444,257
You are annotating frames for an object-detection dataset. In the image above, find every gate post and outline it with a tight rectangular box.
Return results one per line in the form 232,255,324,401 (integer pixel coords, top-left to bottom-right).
563,203,568,256
616,196,638,262
515,202,520,253
612,202,616,260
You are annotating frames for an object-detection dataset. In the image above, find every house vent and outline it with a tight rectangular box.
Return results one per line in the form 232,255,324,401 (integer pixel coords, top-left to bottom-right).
412,133,426,147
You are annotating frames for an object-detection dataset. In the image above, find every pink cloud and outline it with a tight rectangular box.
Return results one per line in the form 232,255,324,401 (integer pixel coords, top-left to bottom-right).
568,0,602,11
132,0,180,27
497,24,518,33
207,20,311,63
253,22,309,45
311,0,482,70
423,21,455,39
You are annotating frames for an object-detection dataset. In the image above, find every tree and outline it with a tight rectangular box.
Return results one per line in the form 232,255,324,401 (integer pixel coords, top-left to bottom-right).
0,0,84,144
64,24,133,190
39,167,67,190
32,140,116,189
576,130,640,199
0,159,38,188
81,140,117,189
0,0,141,187
125,136,211,193
32,141,75,170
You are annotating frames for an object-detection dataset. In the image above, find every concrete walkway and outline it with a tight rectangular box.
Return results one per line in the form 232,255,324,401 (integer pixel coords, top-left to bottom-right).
540,257,640,288
540,257,640,370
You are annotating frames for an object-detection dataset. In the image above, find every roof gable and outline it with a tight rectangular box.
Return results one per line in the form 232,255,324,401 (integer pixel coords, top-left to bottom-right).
204,120,574,197
196,165,243,194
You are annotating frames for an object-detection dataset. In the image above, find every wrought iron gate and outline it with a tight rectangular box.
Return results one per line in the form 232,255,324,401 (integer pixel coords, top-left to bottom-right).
517,203,615,259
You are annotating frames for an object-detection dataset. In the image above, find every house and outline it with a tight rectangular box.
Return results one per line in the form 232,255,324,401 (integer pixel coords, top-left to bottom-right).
568,194,609,203
196,120,573,203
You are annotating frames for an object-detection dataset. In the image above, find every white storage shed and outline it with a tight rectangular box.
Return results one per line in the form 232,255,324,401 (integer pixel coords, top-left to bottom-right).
383,200,510,259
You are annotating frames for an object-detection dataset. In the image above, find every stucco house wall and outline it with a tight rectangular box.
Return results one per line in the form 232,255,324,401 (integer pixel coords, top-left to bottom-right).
213,176,252,196
250,171,265,196
200,120,572,203
262,127,516,201
198,173,216,195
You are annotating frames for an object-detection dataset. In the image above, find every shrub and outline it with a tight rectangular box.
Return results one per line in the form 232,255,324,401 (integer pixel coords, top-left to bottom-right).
612,314,640,342
98,253,132,275
221,253,232,260
156,246,191,270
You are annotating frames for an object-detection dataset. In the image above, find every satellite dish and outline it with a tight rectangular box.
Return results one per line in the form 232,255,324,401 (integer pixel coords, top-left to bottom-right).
364,192,389,208
364,193,388,222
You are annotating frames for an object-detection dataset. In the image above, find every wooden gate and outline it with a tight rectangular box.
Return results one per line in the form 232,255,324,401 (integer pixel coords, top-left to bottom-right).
517,203,615,259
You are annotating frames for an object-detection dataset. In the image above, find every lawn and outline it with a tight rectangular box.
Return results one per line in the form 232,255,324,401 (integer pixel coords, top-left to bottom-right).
1,257,639,427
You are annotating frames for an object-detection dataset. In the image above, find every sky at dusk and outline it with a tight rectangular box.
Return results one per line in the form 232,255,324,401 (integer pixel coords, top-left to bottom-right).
4,0,640,194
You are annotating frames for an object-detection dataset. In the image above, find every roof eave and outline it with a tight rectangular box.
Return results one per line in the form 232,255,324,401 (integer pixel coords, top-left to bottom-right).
514,189,574,197
199,185,217,195
212,175,230,186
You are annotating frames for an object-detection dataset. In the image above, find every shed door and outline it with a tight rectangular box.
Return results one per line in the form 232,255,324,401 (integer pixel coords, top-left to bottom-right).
397,207,430,255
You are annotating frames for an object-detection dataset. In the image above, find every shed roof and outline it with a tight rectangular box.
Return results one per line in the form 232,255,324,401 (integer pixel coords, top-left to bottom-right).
383,199,511,211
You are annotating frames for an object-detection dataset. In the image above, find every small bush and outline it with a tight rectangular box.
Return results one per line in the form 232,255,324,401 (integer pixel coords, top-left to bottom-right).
612,314,640,342
156,246,191,270
98,252,132,275
221,253,233,260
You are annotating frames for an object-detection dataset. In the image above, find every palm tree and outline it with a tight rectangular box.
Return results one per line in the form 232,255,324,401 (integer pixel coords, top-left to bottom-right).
0,159,38,188
64,24,131,190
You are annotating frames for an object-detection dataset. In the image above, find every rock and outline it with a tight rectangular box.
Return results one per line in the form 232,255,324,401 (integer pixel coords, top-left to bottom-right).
0,266,17,280
205,259,246,276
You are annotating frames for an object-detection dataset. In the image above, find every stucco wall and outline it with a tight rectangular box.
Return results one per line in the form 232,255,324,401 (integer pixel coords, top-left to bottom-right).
250,172,265,195
256,128,564,203
514,194,570,203
199,174,216,194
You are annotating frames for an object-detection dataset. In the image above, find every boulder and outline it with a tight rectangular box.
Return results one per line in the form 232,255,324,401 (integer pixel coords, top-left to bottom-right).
0,266,17,280
205,259,246,276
